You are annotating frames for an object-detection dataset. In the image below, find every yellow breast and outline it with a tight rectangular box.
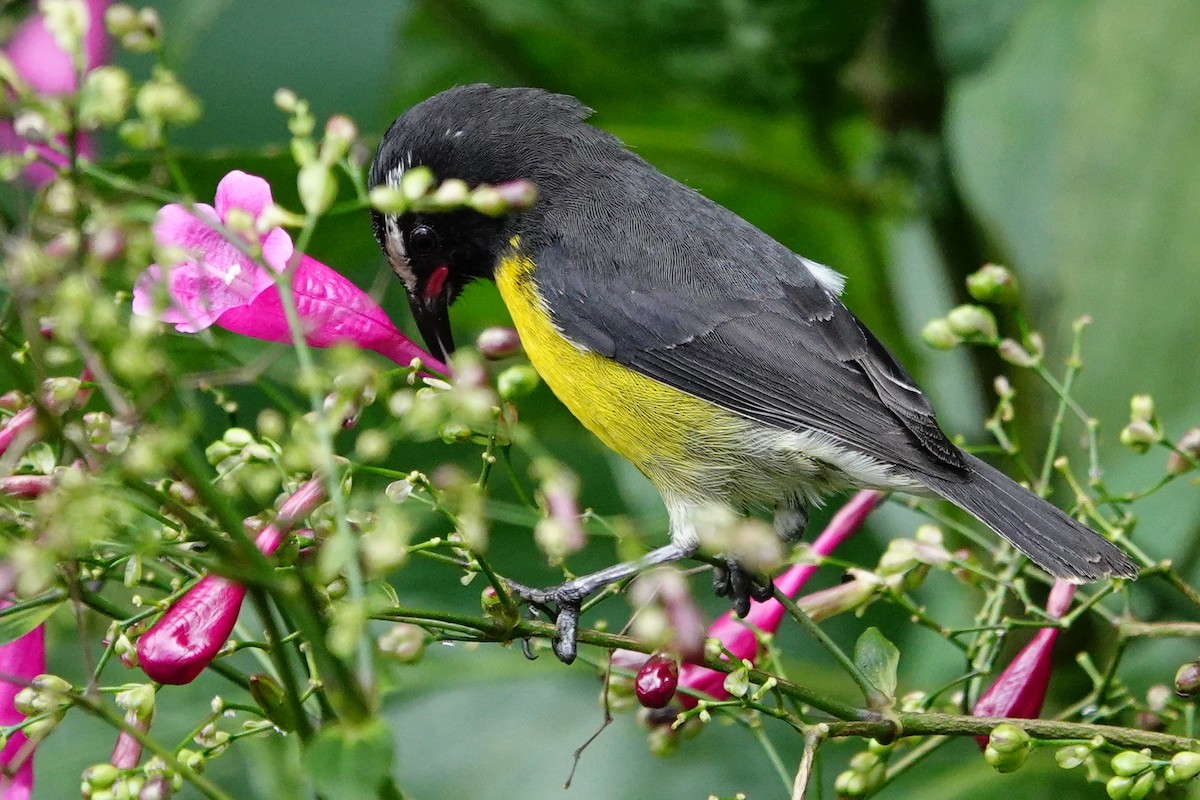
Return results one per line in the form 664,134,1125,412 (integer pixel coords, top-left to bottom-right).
494,249,737,494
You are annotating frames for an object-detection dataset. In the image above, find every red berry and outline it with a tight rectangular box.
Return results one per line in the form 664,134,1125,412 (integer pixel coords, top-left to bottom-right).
635,653,679,709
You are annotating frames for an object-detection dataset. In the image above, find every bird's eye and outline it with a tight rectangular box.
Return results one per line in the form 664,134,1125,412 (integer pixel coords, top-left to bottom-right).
409,224,438,257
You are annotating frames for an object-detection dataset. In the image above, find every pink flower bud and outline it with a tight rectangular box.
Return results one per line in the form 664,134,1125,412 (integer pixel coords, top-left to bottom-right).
138,478,326,684
475,327,522,360
972,580,1075,745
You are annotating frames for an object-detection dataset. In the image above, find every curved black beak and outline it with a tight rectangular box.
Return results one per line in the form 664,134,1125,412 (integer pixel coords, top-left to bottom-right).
408,291,455,365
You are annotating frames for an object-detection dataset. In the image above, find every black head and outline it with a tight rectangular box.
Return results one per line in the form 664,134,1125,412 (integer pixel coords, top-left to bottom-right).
368,84,601,362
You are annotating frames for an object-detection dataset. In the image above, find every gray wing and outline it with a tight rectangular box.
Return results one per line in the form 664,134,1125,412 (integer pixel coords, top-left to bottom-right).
534,237,966,478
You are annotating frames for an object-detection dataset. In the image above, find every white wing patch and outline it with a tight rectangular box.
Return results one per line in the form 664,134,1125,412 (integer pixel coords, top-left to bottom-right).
799,255,846,296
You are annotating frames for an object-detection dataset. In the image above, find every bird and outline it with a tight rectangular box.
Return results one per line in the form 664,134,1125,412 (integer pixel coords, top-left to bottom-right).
367,84,1137,664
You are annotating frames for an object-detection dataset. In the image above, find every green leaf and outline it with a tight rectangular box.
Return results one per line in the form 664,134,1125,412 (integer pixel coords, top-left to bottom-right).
0,600,63,644
305,720,396,800
853,627,900,704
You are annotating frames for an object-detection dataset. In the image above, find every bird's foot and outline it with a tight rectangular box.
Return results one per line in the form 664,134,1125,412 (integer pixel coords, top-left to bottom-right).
503,542,695,665
712,557,775,617
506,579,588,665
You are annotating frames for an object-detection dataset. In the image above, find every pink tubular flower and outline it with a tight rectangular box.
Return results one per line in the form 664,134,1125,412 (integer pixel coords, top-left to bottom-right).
138,477,327,685
0,0,110,185
972,579,1075,742
0,619,46,800
132,170,445,372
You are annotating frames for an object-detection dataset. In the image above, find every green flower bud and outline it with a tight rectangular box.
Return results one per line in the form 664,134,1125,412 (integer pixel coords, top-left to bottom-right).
428,178,470,210
34,673,73,697
722,666,750,698
45,179,77,216
23,715,61,740
114,683,156,720
83,763,120,789
121,8,161,53
78,66,132,129
105,4,139,36
14,686,39,716
378,622,425,664
946,304,999,342
481,585,519,627
646,724,678,757
41,0,88,55
921,317,961,350
1129,394,1155,422
135,68,200,126
604,673,638,713
1055,744,1090,769
117,118,157,150
497,364,540,400
1167,427,1200,476
966,263,1020,305
400,166,435,201
221,427,255,449
984,724,1031,773
297,162,336,216
1129,770,1156,800
1166,751,1200,783
1120,420,1159,454
368,185,407,215
178,748,205,772
998,337,1039,367
476,327,523,360
469,186,506,216
273,87,299,113
319,114,357,165
1111,750,1152,777
1106,775,1134,800
849,750,882,772
247,674,297,733
834,768,868,796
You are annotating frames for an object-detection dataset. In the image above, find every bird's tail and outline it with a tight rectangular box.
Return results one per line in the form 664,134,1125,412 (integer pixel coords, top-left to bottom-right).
922,453,1137,582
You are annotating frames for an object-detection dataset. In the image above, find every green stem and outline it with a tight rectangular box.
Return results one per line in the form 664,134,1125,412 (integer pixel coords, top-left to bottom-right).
772,588,890,709
69,691,236,800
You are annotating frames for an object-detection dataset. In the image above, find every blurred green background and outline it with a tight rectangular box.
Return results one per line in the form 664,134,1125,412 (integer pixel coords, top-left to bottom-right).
29,0,1200,796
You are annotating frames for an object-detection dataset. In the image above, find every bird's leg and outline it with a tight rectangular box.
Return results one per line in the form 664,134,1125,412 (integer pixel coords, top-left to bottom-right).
506,542,694,664
711,558,775,617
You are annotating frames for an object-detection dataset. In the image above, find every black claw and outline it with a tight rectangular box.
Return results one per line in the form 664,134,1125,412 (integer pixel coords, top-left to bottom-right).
713,558,774,618
520,637,537,660
712,563,732,597
749,578,775,603
552,598,581,665
505,579,584,665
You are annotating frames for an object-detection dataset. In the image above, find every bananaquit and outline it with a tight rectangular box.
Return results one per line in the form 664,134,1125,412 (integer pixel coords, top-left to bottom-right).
368,84,1136,664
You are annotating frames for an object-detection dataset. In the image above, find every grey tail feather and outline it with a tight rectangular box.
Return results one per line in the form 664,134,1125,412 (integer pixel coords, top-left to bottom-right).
922,453,1138,582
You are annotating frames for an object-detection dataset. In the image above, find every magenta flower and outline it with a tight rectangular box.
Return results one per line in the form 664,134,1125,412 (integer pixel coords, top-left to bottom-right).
0,618,46,800
132,170,445,372
138,477,326,685
972,578,1075,741
0,0,110,185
